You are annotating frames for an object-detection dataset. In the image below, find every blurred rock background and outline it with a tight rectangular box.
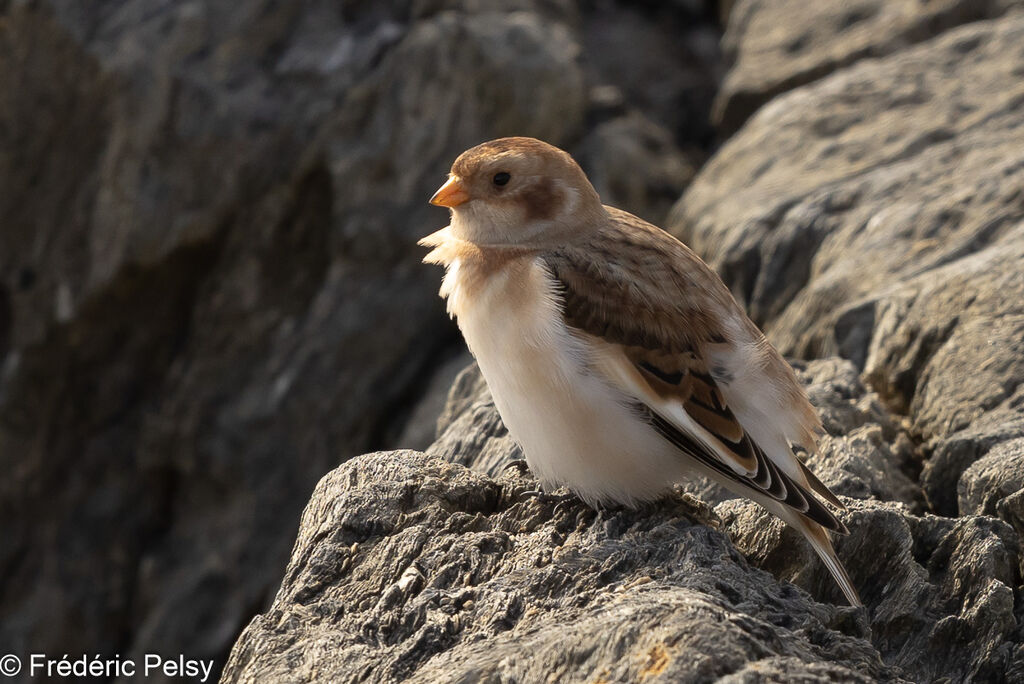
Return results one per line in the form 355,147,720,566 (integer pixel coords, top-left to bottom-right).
3,0,1024,682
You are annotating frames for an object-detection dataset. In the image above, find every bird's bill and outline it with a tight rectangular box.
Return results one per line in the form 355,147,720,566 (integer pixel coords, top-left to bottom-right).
429,176,469,207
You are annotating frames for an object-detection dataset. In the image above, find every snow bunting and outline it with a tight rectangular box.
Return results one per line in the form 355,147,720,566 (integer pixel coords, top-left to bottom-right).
420,137,861,606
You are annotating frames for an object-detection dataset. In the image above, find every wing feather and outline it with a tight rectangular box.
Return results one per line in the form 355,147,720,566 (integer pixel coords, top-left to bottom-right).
542,210,846,533
600,341,847,534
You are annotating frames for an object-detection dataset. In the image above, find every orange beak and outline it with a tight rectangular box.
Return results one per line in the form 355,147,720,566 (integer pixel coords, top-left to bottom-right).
429,176,470,208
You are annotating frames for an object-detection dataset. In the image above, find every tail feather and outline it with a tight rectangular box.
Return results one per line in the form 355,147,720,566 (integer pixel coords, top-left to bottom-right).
681,458,862,606
790,512,861,607
797,460,846,511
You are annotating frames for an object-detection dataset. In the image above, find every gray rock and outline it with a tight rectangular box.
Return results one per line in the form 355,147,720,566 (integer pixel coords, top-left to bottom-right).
576,112,697,226
922,410,1024,518
676,15,1024,333
714,0,1024,133
794,359,922,509
224,354,1021,682
718,497,1020,682
875,253,1024,515
393,350,474,451
670,14,1024,519
428,363,521,478
580,0,722,148
222,451,903,684
959,438,1024,521
716,657,877,683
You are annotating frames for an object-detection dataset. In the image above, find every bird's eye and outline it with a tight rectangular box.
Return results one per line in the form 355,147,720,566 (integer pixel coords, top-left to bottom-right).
492,172,511,187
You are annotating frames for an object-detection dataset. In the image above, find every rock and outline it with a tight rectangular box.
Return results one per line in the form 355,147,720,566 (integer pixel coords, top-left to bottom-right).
670,14,1024,518
717,658,877,683
794,359,921,509
427,363,522,477
718,498,1020,682
222,451,902,684
223,354,1021,682
676,15,1024,331
877,254,1024,515
959,438,1024,522
580,0,722,149
922,411,1024,519
576,112,696,226
714,0,1024,133
392,350,473,451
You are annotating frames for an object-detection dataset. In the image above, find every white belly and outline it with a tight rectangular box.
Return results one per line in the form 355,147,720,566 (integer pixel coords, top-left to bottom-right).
444,256,684,506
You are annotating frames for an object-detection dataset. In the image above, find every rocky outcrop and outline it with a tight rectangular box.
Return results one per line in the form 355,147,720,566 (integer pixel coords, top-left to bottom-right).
223,359,1022,682
959,438,1024,525
221,448,897,683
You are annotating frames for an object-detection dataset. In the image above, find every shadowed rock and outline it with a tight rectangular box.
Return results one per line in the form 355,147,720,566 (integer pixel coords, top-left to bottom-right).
0,0,593,674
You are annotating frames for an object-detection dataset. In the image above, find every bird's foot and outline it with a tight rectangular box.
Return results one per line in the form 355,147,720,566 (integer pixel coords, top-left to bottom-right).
518,489,579,508
503,458,531,474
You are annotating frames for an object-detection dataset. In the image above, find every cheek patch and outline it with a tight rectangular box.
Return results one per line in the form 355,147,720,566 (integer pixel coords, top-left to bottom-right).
521,181,561,221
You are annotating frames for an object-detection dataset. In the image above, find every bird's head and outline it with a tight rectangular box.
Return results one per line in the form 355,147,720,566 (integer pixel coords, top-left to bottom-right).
429,137,604,246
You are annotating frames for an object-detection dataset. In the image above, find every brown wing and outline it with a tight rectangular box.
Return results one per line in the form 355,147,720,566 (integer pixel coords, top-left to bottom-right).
632,345,845,534
542,209,845,533
545,208,736,354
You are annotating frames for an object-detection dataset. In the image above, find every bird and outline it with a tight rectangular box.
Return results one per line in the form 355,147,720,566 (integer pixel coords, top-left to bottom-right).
419,136,861,606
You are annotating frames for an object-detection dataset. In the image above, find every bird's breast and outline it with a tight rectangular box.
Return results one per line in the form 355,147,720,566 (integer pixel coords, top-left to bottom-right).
441,254,682,506
443,253,570,380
